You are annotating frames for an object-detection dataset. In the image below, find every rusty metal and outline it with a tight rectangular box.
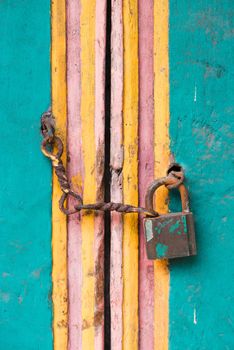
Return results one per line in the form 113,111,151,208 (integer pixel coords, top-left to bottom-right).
144,179,196,259
40,108,185,218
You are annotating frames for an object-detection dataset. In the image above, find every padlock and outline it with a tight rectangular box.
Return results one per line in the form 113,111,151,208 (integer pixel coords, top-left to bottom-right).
143,179,196,260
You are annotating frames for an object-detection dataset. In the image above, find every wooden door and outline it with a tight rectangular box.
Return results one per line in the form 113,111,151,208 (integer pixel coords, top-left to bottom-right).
1,1,234,350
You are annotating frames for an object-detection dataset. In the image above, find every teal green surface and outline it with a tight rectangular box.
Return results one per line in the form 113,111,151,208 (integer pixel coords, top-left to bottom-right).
169,220,180,234
155,218,173,234
169,1,234,349
156,243,168,258
0,1,52,349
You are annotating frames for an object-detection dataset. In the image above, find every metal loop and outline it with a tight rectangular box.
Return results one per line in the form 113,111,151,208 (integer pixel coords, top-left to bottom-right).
40,107,55,140
166,163,184,189
145,168,190,214
41,136,63,160
59,193,81,215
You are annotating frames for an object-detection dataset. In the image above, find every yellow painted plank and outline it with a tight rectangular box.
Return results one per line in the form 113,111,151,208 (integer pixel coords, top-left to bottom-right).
80,0,96,348
154,0,170,349
122,0,139,349
51,0,68,349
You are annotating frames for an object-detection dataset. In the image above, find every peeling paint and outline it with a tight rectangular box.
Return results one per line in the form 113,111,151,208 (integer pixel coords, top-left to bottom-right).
145,220,153,242
0,291,10,303
156,243,168,258
193,307,197,325
194,85,197,102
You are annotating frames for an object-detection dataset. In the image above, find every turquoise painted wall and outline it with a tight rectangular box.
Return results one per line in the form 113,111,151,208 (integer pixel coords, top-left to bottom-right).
169,1,234,349
0,1,52,349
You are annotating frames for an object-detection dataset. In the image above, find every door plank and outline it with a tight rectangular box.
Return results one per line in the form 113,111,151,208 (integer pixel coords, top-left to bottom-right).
94,0,107,348
67,0,82,348
122,0,139,348
138,0,155,348
67,0,106,348
110,0,123,349
154,0,170,349
51,1,68,349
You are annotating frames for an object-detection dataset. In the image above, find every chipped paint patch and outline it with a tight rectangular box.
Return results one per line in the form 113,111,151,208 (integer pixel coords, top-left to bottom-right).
182,215,188,234
194,85,197,102
154,218,173,235
0,291,10,303
156,243,168,258
145,220,153,242
2,272,10,278
193,307,197,325
169,220,180,233
31,268,42,279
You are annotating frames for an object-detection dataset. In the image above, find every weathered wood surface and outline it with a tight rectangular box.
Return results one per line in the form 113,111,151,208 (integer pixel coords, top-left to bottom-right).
66,0,106,349
122,0,139,349
138,0,155,348
110,1,170,349
94,1,106,348
67,0,82,349
51,1,68,349
55,0,170,349
2,1,233,349
153,0,170,349
110,0,123,349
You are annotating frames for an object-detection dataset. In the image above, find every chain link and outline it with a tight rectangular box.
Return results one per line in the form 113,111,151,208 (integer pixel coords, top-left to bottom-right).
40,109,184,217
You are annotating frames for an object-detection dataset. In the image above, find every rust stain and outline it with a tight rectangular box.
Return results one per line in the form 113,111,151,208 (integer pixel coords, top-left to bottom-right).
71,174,83,194
57,320,68,329
95,143,105,201
94,229,104,329
82,318,94,331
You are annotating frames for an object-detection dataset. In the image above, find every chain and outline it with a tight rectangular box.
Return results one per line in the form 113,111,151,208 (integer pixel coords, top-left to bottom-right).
40,109,184,217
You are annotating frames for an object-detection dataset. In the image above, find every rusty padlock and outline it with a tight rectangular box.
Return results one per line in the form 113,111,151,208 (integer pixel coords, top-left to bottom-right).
143,179,196,260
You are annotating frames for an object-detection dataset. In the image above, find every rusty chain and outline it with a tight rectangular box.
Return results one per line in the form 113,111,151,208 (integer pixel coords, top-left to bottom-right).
40,109,184,217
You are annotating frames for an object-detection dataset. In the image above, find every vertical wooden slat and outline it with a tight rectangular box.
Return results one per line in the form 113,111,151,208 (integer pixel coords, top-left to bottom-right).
94,0,107,348
67,0,106,349
79,1,96,341
80,0,106,349
122,0,139,349
51,0,68,349
79,4,96,341
154,0,170,349
138,0,155,348
67,0,82,349
110,0,123,348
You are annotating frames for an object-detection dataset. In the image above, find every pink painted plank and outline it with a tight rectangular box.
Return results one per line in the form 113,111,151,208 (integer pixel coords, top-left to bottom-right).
138,0,155,348
67,1,106,349
94,0,107,348
110,0,123,349
66,1,82,349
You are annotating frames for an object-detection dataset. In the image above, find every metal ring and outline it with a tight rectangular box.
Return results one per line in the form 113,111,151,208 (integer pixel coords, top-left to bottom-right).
41,136,63,160
145,179,190,214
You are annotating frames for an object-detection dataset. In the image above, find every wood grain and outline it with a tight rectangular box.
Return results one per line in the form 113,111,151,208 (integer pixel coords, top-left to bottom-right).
67,0,82,348
138,0,155,348
154,0,170,349
67,1,106,349
110,0,123,349
51,0,68,348
122,0,139,348
94,0,107,348
80,0,106,348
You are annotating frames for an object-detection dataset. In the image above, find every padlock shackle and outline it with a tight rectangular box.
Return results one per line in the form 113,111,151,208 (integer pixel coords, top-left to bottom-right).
145,178,190,214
